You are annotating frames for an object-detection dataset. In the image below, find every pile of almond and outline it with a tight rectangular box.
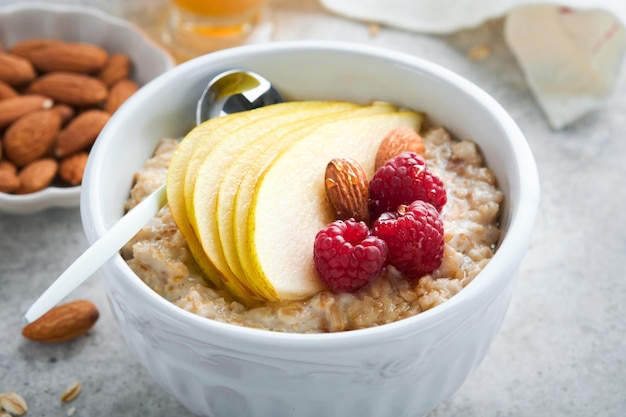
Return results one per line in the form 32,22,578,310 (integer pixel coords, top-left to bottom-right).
0,38,140,194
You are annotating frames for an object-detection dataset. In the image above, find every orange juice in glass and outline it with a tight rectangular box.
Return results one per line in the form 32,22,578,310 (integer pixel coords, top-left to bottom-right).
161,0,273,60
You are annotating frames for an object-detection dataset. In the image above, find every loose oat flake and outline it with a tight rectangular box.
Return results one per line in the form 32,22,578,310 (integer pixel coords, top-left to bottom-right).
368,22,380,37
468,44,492,60
60,381,82,404
0,392,28,416
467,44,491,61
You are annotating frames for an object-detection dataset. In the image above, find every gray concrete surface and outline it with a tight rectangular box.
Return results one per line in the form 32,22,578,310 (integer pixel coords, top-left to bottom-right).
1,0,625,416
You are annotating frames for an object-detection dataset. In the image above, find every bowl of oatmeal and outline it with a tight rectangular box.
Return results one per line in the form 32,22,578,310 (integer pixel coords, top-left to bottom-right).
81,41,539,417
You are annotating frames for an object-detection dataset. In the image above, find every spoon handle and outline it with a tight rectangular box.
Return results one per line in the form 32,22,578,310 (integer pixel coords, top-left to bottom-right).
22,184,168,324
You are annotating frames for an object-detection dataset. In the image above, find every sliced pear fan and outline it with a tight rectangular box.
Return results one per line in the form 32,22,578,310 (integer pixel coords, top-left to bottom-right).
192,101,361,301
166,101,424,305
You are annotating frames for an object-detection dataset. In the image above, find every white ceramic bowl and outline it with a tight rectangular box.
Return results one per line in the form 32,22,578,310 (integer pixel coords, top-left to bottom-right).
81,41,540,417
0,1,174,215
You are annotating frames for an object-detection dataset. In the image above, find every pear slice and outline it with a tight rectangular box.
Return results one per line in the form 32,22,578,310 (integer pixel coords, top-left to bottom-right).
228,103,399,289
167,116,260,303
166,118,230,285
245,110,424,301
192,101,362,301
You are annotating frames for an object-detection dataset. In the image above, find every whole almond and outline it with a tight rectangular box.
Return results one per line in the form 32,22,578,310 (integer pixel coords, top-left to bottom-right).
97,53,132,86
27,72,108,106
22,299,99,343
55,109,110,157
0,94,54,129
0,169,20,193
104,78,139,113
0,80,19,100
0,53,36,86
29,42,109,73
374,126,426,171
15,158,58,194
3,109,62,167
8,38,64,59
59,152,89,185
325,157,370,223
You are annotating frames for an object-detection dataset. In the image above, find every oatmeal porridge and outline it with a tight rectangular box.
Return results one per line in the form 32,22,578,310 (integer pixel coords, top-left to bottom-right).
121,112,503,333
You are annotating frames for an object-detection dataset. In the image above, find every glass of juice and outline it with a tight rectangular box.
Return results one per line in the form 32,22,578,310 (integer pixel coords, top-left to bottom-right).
161,0,274,60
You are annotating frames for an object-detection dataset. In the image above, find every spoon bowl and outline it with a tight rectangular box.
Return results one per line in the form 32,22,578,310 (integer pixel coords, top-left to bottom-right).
196,69,284,123
22,69,284,324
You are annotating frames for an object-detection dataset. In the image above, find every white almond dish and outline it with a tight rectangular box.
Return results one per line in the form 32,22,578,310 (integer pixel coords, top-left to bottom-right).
0,2,174,215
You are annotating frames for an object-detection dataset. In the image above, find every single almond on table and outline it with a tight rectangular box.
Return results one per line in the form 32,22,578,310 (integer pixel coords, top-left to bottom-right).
21,299,99,343
97,53,132,86
0,94,54,129
325,157,370,224
27,72,108,107
0,80,19,100
104,78,139,113
0,53,36,86
29,42,109,73
374,126,426,170
15,158,58,194
55,109,110,158
3,109,62,167
59,152,89,185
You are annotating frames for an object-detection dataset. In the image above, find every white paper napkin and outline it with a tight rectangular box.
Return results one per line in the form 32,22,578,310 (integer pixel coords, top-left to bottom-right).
319,0,626,129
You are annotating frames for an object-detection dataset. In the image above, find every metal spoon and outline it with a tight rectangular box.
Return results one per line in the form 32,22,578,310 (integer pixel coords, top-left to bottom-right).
22,69,284,324
196,68,283,123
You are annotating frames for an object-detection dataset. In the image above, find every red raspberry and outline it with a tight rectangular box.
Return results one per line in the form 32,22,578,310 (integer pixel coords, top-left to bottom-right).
372,200,444,279
313,219,388,292
369,152,447,221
